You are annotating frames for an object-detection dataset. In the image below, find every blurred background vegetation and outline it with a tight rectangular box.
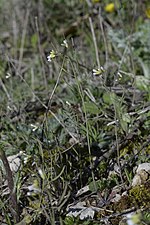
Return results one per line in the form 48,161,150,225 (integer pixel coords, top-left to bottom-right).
0,0,150,224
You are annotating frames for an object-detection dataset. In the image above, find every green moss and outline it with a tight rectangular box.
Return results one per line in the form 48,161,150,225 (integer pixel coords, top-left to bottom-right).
98,160,108,174
119,141,139,158
111,181,150,213
129,180,150,208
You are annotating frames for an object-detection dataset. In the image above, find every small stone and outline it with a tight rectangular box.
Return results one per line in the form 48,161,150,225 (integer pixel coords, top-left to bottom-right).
132,163,150,187
136,163,150,174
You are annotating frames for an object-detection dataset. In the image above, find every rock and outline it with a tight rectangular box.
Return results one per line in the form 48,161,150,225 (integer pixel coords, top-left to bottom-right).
132,163,150,187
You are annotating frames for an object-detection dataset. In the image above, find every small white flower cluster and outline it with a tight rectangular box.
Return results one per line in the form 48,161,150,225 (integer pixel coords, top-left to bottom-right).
47,39,68,62
92,66,105,76
47,49,57,62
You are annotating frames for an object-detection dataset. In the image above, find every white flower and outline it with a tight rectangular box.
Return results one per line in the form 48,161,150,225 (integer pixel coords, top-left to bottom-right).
61,39,68,48
6,73,11,79
47,50,57,62
47,55,51,62
23,155,31,164
30,124,38,131
92,66,105,76
117,71,122,80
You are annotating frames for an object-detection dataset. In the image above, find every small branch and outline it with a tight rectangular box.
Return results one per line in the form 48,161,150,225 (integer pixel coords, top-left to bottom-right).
0,148,20,222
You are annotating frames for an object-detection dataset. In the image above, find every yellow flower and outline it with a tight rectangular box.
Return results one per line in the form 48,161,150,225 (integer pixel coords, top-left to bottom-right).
105,3,115,13
145,7,150,18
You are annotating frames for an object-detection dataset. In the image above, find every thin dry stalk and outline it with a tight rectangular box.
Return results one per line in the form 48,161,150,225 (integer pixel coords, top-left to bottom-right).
89,17,101,69
17,3,30,75
98,7,108,67
35,16,48,92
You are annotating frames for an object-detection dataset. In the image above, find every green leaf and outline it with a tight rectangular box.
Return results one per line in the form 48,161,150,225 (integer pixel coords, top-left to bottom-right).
83,101,99,114
120,119,128,133
103,92,116,105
